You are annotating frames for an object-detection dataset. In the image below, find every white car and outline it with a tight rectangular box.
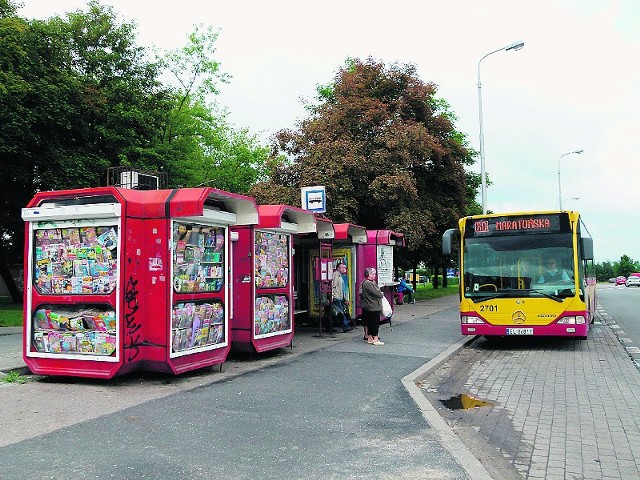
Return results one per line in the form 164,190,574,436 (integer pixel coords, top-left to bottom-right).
625,275,640,287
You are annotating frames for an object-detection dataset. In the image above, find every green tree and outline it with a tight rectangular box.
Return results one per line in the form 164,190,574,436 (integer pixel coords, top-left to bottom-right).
595,261,616,282
0,0,176,300
157,24,269,192
250,58,476,276
615,255,639,278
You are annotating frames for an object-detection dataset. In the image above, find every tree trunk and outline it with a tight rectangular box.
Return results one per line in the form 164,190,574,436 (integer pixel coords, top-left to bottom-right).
432,266,439,289
0,251,22,303
443,264,448,288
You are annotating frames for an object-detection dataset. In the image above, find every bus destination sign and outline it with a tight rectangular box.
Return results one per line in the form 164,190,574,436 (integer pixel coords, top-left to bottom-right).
467,213,569,237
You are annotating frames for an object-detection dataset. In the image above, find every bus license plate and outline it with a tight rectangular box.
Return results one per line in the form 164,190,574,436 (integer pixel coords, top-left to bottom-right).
506,328,533,335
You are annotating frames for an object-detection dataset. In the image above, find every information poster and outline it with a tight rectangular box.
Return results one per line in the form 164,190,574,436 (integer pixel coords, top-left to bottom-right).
376,245,394,286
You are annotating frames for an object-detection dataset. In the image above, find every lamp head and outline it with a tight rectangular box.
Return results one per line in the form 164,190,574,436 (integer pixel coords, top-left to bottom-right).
505,41,525,51
574,149,584,154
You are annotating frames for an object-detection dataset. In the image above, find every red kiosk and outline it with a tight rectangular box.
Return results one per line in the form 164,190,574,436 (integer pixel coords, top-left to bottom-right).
230,205,316,353
355,230,405,319
21,187,257,378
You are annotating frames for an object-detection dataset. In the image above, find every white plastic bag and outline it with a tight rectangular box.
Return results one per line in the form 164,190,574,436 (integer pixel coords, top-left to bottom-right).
381,296,393,318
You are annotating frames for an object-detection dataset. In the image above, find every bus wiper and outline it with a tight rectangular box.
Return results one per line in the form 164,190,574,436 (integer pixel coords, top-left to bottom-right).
528,289,564,302
470,289,564,303
471,292,511,303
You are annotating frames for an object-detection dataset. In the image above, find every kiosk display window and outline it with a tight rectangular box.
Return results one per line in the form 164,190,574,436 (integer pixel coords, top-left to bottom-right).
171,301,225,353
172,222,225,293
254,231,289,289
254,294,290,336
31,305,117,356
32,226,118,295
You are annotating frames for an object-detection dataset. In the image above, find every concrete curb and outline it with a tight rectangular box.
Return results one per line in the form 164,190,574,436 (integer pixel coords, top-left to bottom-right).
402,336,494,480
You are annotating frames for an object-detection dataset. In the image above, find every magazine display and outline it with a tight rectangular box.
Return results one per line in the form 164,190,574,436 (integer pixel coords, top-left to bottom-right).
32,307,117,356
172,223,225,293
172,301,225,352
254,295,290,336
254,231,289,289
33,226,118,295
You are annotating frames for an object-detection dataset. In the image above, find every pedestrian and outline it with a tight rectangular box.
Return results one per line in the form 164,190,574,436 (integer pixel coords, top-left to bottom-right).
397,276,415,304
332,262,352,332
360,267,384,346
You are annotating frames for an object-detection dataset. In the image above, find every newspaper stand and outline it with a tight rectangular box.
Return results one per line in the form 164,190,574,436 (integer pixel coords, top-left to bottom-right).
21,187,257,378
166,188,258,373
230,205,316,353
355,230,405,321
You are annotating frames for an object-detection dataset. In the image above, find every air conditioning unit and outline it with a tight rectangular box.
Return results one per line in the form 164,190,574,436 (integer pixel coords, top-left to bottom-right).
120,171,159,190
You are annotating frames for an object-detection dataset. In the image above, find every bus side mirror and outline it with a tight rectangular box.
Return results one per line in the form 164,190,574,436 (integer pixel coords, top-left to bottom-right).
442,228,457,256
581,237,594,260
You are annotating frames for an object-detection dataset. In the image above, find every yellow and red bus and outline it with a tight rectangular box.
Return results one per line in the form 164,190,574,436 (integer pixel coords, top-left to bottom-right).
442,211,596,338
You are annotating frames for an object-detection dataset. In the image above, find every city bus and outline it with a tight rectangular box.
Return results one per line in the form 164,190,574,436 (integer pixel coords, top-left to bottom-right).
442,211,596,338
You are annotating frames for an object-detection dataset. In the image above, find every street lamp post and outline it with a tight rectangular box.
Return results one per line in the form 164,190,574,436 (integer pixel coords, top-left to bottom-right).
557,150,583,210
478,40,524,215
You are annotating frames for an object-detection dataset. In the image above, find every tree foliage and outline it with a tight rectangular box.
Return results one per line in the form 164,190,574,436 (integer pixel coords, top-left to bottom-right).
0,0,269,300
594,255,640,281
250,58,477,271
157,24,269,191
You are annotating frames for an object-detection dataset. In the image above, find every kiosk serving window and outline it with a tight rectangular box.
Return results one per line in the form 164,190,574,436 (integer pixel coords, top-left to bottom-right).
172,222,225,293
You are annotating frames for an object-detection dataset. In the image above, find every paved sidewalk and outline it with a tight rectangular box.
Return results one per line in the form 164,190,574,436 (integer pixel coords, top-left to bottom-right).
418,308,640,480
0,327,23,375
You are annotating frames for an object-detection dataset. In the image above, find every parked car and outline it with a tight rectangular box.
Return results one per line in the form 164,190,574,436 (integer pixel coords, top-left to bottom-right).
616,276,627,285
626,275,640,287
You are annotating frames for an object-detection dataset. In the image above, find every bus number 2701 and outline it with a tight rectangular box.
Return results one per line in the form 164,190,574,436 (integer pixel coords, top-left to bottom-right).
480,304,498,312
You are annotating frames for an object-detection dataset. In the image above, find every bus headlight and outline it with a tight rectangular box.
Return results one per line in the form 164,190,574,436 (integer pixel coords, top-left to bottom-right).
557,316,586,325
461,316,485,324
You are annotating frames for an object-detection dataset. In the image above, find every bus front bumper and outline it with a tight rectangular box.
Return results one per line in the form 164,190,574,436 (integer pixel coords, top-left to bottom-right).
461,323,589,337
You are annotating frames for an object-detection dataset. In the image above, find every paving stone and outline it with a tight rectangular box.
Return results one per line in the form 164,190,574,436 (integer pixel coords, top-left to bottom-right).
421,307,640,479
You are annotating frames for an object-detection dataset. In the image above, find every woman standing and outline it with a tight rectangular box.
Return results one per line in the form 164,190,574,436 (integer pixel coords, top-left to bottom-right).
360,267,384,346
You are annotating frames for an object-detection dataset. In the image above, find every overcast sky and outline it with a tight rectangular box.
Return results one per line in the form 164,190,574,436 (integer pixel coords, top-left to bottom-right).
20,0,640,263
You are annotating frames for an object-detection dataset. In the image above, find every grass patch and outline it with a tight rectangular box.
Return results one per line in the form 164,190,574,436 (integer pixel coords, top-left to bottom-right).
0,304,22,327
1,371,26,384
413,282,459,301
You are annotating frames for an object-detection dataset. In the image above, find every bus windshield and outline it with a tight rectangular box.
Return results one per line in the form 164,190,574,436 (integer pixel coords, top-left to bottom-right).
463,232,576,301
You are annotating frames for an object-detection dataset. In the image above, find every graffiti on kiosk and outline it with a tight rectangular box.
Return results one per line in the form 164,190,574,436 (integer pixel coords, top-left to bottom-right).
124,275,142,362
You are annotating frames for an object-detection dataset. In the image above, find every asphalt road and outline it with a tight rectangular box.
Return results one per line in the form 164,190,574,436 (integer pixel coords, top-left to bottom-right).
0,300,472,480
597,282,640,349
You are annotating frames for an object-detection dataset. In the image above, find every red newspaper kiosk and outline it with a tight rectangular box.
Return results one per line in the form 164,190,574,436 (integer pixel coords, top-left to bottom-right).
166,188,258,373
21,186,257,378
231,205,316,353
355,230,405,319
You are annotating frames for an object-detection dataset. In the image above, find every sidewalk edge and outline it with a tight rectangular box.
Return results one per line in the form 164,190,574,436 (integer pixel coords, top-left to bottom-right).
402,336,494,480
